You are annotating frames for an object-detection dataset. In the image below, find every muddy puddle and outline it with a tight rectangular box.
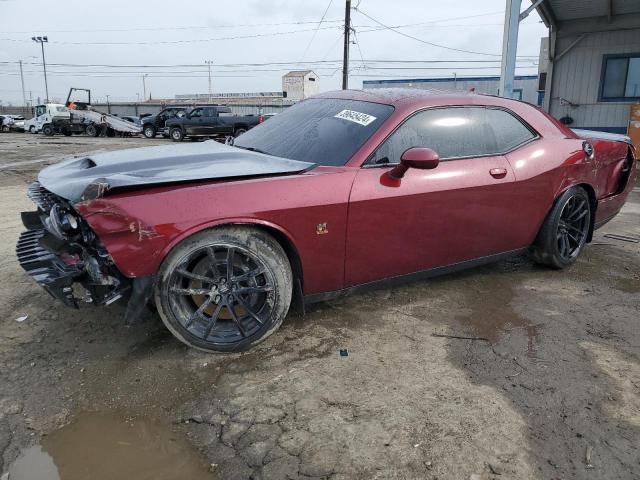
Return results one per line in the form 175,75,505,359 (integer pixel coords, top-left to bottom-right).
7,412,214,480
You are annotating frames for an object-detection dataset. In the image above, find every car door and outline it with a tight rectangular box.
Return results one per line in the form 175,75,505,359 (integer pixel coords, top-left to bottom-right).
345,106,535,287
184,108,203,135
215,108,235,135
202,107,220,135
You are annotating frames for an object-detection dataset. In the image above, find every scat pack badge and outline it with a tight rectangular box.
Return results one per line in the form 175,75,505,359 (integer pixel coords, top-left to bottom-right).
316,223,329,235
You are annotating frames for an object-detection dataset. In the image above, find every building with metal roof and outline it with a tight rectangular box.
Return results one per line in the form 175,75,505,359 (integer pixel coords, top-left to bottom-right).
535,0,640,133
363,75,540,105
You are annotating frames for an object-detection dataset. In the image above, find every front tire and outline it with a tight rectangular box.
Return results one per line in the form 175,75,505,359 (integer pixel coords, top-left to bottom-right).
234,128,247,137
170,128,184,142
530,186,591,269
143,125,156,138
155,227,292,352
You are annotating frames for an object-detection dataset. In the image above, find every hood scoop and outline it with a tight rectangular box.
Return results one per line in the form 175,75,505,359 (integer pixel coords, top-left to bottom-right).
38,140,315,203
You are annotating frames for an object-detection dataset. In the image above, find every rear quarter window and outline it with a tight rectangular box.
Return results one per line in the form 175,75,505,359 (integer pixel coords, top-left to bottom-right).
485,108,536,153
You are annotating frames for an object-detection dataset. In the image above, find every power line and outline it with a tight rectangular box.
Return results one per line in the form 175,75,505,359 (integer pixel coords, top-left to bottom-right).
0,19,346,34
352,30,368,71
0,26,341,45
1,10,508,36
0,59,538,69
353,7,504,57
299,0,335,63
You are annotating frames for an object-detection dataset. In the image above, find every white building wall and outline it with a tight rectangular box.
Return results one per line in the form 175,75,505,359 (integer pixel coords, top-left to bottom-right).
546,20,640,132
282,72,319,101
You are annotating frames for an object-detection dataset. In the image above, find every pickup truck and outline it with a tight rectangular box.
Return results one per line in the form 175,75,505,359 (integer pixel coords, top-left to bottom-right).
141,107,187,138
165,106,261,141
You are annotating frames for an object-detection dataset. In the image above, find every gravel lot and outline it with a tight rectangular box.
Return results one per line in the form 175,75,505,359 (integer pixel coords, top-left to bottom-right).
0,132,638,479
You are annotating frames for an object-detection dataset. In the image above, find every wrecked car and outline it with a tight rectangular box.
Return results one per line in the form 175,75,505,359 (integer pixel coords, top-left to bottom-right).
17,89,637,352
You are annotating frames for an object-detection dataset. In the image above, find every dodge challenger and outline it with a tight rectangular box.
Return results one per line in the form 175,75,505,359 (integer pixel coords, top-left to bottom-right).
17,89,637,352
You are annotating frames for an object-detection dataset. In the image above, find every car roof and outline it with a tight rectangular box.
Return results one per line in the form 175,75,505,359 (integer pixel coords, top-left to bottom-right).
314,87,531,111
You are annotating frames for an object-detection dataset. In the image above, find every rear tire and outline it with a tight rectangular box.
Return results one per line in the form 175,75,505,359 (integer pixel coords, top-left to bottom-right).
155,226,292,353
170,128,184,142
42,124,54,136
234,128,247,137
530,186,591,269
85,124,99,137
143,125,156,138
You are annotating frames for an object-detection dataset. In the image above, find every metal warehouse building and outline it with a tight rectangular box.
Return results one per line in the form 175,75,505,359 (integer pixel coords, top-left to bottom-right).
536,0,640,133
363,75,540,105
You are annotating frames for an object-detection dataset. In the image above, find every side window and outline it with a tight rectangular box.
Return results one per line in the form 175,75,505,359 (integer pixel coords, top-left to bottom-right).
369,107,535,165
203,107,217,117
189,108,203,118
485,109,536,152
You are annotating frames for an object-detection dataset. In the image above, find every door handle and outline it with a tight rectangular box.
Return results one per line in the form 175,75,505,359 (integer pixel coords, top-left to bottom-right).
489,168,508,179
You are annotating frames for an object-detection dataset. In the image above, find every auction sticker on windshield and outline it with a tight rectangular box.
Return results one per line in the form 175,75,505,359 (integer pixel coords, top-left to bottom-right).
334,110,377,126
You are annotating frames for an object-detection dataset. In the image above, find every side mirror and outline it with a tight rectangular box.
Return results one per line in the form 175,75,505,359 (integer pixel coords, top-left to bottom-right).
388,148,440,179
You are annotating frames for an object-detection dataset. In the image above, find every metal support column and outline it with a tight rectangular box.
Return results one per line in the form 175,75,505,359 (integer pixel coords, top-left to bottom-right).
499,0,522,98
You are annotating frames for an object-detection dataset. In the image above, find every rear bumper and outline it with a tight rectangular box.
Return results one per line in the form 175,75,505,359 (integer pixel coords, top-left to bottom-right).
16,228,83,308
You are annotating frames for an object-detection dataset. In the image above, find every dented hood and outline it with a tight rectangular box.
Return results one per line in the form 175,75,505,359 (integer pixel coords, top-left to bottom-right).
38,140,315,203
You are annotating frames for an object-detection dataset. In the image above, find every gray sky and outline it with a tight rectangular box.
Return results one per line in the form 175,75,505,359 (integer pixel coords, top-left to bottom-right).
0,0,547,105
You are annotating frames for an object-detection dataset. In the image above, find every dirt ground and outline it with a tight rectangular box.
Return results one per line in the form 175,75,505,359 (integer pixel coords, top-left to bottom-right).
0,132,638,480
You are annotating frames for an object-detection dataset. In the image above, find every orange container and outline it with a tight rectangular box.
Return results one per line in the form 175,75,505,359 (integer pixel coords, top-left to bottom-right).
629,104,640,151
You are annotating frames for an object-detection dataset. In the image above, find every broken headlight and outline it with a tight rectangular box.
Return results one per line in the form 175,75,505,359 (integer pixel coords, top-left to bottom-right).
45,204,80,240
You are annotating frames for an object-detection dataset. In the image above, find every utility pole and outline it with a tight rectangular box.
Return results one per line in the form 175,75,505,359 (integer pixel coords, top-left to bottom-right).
106,94,111,114
205,60,214,103
142,74,148,102
19,60,27,106
31,36,49,102
342,0,351,90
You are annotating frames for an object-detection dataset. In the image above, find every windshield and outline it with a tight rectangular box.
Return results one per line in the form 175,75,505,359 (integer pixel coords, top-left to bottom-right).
234,98,394,166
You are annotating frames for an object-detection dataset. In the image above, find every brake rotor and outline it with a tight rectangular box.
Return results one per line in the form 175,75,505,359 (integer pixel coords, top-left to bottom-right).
189,257,245,320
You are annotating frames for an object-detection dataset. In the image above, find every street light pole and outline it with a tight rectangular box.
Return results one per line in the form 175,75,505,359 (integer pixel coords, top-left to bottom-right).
205,60,214,103
31,36,49,102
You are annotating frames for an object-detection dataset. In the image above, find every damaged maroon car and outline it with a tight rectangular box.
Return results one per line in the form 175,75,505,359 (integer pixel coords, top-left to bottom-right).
17,89,637,352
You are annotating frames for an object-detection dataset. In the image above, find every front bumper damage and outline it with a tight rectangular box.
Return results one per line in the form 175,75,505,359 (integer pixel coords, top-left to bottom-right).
16,227,83,307
16,181,154,322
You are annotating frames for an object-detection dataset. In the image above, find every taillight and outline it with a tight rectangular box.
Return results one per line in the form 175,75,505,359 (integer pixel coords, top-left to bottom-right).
259,115,264,123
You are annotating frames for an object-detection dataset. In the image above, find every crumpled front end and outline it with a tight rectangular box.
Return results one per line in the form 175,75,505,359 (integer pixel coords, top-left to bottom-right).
16,181,133,310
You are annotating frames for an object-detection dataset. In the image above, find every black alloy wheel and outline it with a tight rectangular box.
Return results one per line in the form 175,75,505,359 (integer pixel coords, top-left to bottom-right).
556,194,590,262
155,227,292,352
531,186,591,269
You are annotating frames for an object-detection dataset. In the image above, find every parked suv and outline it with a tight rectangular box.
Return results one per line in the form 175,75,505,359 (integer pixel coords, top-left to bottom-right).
141,107,187,138
165,106,261,141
